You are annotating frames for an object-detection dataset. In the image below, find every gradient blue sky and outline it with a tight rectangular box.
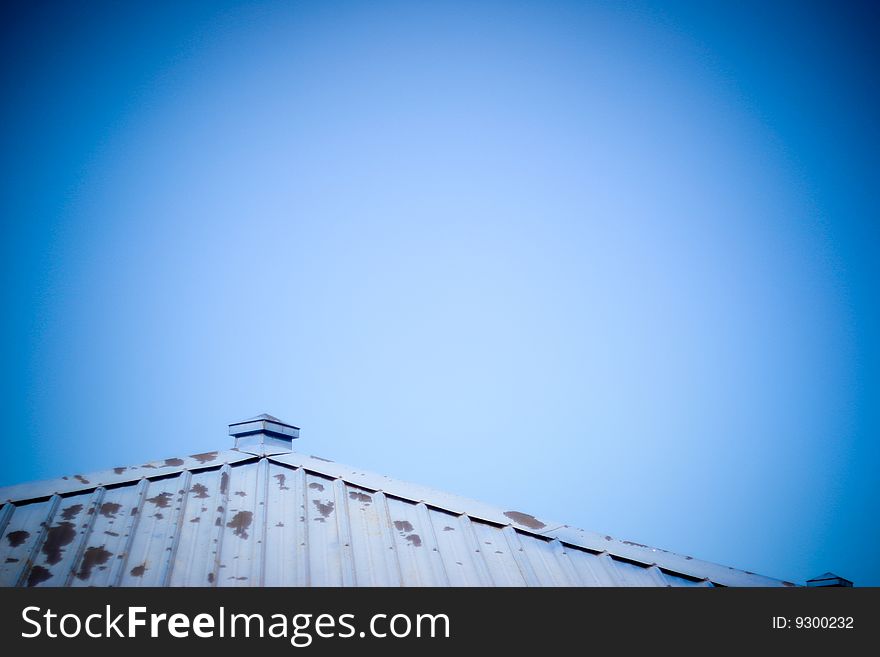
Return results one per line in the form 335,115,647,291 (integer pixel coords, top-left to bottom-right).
1,0,877,586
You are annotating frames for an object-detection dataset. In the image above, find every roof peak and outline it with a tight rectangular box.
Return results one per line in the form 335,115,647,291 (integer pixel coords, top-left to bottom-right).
246,413,283,423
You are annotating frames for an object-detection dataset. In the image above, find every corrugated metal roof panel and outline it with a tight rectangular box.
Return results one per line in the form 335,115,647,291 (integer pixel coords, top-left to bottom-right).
0,449,251,503
0,441,798,587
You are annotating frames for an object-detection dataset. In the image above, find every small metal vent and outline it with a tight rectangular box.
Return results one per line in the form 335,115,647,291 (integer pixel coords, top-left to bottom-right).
805,572,853,587
228,413,300,455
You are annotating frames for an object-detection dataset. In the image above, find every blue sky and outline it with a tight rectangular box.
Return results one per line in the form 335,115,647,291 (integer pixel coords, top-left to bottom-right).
1,0,877,586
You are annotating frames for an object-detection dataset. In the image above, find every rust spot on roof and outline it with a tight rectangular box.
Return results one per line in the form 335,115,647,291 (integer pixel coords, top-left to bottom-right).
190,483,209,499
443,526,455,532
349,491,372,503
26,565,52,587
60,504,83,521
43,522,76,565
146,492,172,508
164,458,184,467
273,473,290,490
5,557,19,563
312,500,335,518
226,511,253,539
234,491,247,497
622,540,651,548
113,467,127,475
190,517,200,523
153,512,164,520
503,511,546,530
74,475,90,485
130,563,147,577
207,572,214,584
99,502,122,518
220,471,229,494
405,534,422,547
605,535,613,541
393,520,414,533
141,464,156,469
308,482,325,492
310,455,333,462
191,451,218,464
104,531,119,537
76,546,112,580
6,530,30,547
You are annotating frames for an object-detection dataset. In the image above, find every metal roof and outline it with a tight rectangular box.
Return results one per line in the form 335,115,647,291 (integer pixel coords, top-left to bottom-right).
0,416,798,587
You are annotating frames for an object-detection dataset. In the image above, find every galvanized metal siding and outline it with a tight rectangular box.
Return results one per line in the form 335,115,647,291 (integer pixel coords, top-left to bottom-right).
0,454,787,587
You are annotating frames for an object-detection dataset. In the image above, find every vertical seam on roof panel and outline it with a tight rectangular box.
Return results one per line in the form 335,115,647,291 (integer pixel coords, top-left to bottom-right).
109,478,149,587
16,494,61,587
415,502,450,586
569,548,614,586
374,492,403,587
457,515,494,586
293,468,310,586
501,526,541,587
64,487,106,586
257,458,269,587
597,552,625,586
159,471,191,587
207,464,231,588
332,478,356,587
0,503,13,538
647,565,671,587
549,539,584,586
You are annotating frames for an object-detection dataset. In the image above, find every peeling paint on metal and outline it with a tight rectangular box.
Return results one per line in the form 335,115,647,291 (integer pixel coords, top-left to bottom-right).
99,503,121,518
27,565,52,587
503,511,546,530
60,505,83,521
312,500,334,518
76,546,112,580
226,511,253,539
190,484,209,499
43,522,76,564
146,492,172,508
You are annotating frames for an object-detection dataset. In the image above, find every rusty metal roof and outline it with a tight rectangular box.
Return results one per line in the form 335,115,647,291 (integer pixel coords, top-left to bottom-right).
0,415,798,587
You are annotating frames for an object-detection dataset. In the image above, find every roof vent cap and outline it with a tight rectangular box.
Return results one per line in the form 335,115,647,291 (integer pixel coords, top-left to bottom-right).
805,572,853,587
229,413,299,455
